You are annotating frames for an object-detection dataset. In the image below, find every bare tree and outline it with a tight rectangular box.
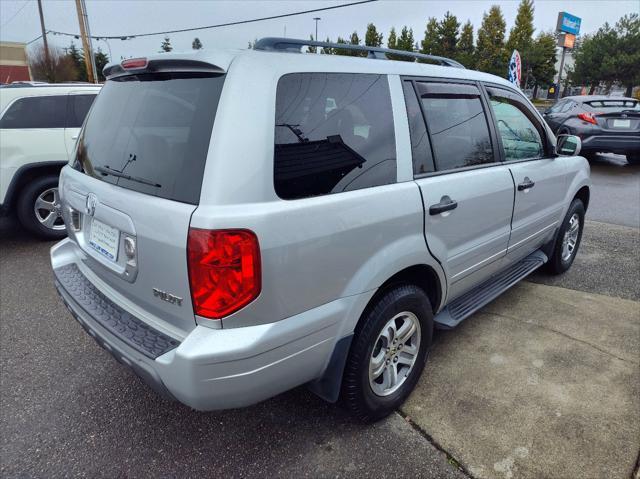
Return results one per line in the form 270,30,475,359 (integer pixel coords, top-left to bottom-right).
28,44,78,83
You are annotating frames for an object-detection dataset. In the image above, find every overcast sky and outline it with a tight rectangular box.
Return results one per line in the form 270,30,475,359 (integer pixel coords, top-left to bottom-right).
1,0,638,61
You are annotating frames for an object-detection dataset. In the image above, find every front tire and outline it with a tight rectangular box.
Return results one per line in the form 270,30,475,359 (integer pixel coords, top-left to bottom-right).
16,175,67,240
341,284,433,422
546,199,585,275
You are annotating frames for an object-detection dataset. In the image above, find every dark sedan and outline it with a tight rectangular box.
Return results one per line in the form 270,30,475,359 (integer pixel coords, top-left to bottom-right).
543,95,640,164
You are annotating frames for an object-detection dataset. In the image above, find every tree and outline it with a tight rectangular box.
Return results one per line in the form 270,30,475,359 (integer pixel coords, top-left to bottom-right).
476,5,507,76
613,13,640,96
160,36,173,52
506,0,535,87
571,14,640,95
394,26,415,61
529,32,557,98
333,36,350,56
94,48,109,82
438,11,460,59
28,44,77,82
66,42,85,80
420,18,439,56
456,21,475,68
506,0,535,54
571,23,619,93
347,31,365,56
192,37,203,50
365,23,383,47
307,35,317,53
387,27,397,50
320,37,334,54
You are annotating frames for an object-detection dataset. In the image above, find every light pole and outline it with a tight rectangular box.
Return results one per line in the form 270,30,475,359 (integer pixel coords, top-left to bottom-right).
313,17,321,53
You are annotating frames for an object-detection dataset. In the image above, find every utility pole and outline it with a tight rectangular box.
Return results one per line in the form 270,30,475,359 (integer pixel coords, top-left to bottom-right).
313,17,321,54
75,0,98,83
36,0,52,81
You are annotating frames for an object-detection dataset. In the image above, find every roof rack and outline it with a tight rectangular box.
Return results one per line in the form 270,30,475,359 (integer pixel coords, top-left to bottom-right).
253,37,465,69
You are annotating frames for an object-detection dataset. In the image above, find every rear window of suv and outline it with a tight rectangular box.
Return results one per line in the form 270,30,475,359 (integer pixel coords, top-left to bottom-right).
274,73,396,200
73,72,224,204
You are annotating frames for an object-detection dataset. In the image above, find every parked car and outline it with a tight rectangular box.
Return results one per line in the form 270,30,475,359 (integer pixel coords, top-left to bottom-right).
542,95,640,164
0,84,101,238
50,39,590,422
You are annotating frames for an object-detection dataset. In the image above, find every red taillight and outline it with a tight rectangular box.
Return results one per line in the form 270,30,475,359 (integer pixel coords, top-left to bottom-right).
187,229,261,320
577,112,600,125
121,57,148,70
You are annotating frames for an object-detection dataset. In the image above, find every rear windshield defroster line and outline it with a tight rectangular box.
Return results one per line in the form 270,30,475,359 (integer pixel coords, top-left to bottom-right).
73,72,225,205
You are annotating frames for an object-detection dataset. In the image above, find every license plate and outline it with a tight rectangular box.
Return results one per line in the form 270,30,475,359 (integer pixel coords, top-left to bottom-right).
613,119,631,128
89,219,120,262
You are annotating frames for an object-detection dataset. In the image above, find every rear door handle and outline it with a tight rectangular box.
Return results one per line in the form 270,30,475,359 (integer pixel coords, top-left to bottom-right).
517,178,535,191
429,195,458,215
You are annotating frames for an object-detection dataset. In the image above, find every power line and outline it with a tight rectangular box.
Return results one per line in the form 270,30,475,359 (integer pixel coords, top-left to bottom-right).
1,0,32,29
43,0,377,41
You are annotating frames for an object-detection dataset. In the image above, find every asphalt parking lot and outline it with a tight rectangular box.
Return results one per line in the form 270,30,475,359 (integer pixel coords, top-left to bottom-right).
1,155,639,478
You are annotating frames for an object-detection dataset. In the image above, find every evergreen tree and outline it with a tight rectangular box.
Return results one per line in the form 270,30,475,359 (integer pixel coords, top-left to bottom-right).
192,37,203,50
506,0,535,54
94,48,109,82
438,11,460,59
387,27,398,50
308,35,317,53
456,21,475,69
420,18,440,59
365,23,383,47
476,5,507,76
529,32,557,98
395,26,415,61
321,37,334,54
67,42,85,81
160,36,173,52
334,36,350,56
506,0,535,87
571,14,640,96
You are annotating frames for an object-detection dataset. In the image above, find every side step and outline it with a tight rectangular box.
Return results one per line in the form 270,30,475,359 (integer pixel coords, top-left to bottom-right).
434,250,547,329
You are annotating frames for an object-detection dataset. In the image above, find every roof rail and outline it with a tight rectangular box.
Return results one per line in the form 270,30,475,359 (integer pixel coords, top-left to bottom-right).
253,37,465,69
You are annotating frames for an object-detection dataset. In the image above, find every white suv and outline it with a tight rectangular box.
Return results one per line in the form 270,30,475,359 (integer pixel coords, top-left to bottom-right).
0,83,101,239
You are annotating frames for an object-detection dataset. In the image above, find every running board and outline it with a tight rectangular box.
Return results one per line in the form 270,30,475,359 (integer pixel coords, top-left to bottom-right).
434,250,547,329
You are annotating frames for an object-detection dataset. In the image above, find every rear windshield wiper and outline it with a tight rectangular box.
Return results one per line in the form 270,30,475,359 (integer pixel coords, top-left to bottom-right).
95,166,162,188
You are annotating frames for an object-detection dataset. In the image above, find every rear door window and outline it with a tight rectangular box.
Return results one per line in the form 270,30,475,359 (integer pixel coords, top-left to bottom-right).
73,73,225,204
0,95,67,129
274,73,396,200
415,82,495,171
66,94,97,128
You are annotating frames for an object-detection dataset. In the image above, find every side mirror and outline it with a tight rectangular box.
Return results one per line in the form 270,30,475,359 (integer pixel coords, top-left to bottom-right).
543,108,552,115
556,134,582,157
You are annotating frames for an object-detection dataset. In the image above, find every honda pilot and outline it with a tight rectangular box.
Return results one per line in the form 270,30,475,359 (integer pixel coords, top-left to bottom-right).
51,38,591,421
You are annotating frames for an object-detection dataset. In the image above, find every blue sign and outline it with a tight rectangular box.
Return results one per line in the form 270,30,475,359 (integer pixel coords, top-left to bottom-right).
557,12,581,36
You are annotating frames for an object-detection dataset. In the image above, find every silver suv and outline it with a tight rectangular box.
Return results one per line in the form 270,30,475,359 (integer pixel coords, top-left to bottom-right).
50,38,591,421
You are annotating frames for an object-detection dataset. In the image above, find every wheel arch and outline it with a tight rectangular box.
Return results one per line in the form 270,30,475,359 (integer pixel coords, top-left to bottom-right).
2,162,66,213
308,263,443,403
574,185,590,211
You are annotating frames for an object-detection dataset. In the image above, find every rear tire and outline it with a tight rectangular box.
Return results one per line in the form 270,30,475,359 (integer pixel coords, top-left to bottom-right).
16,175,67,240
546,199,585,275
626,152,640,165
341,284,433,422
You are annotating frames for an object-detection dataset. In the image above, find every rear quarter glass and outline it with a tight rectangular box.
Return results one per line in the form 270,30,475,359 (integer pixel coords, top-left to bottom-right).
73,73,225,204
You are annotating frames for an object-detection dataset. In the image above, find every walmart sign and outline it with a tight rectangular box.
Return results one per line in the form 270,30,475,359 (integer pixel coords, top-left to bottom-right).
556,11,582,36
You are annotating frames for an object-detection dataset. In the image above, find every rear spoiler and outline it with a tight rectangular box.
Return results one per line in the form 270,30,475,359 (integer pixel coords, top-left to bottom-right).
104,58,225,80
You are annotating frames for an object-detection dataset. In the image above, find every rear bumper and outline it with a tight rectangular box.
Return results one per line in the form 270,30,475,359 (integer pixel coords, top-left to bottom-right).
51,238,348,410
580,134,640,153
